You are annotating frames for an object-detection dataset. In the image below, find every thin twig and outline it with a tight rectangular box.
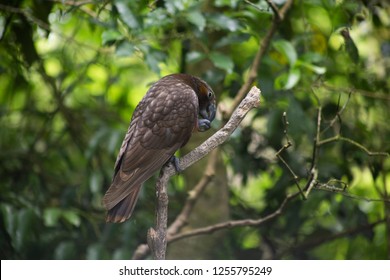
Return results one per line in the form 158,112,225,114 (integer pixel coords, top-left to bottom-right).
314,82,390,101
315,185,390,203
318,135,389,157
265,0,282,20
303,107,322,198
275,112,305,199
167,191,301,243
321,92,351,135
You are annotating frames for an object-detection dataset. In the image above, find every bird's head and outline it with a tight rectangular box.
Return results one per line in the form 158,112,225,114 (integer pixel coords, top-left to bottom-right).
171,73,216,131
193,77,216,123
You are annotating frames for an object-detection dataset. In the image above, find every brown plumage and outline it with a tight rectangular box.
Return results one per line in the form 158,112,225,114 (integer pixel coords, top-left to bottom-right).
103,73,216,223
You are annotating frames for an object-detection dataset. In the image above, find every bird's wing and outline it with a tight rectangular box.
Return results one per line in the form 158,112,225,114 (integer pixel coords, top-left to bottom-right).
103,76,199,212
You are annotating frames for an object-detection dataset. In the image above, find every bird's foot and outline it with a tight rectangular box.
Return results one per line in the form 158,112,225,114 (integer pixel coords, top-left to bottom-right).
197,118,211,132
166,155,182,173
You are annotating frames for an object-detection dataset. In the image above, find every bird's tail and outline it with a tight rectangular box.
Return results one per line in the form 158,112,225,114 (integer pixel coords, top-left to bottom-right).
104,185,142,223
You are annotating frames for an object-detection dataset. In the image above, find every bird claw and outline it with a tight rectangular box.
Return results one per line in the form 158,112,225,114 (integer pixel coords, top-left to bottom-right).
167,155,182,173
198,118,211,132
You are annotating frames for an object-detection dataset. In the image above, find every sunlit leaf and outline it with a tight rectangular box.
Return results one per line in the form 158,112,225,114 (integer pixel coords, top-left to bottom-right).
186,51,206,64
275,68,301,90
215,33,251,48
90,171,102,194
116,41,135,57
108,130,122,154
209,51,234,73
62,210,81,227
273,39,297,66
297,60,326,75
307,5,332,35
187,10,206,31
43,207,61,227
242,230,260,249
114,1,139,29
208,14,241,31
215,0,240,8
101,30,123,46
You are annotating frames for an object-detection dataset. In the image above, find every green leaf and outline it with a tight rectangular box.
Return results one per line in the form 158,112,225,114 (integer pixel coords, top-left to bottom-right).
186,51,206,64
275,68,301,90
297,60,326,75
145,48,166,74
215,0,240,8
90,171,102,194
115,41,135,57
273,39,297,66
209,52,234,73
101,30,123,46
215,33,251,48
43,207,62,227
62,210,81,227
187,10,206,32
208,14,241,32
115,1,139,29
307,5,332,35
242,230,260,249
108,130,122,154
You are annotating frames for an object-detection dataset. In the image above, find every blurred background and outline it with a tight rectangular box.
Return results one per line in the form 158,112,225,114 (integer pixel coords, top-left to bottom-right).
0,0,389,259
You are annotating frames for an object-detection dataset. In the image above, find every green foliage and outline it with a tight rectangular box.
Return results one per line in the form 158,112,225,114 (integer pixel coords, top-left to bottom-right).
0,0,389,260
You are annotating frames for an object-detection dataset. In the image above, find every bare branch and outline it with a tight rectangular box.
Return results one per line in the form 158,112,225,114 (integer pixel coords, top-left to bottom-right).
304,107,322,198
146,168,170,260
171,86,261,175
265,0,282,20
315,184,390,203
321,92,351,135
275,112,305,199
167,148,218,237
168,192,301,244
318,135,389,157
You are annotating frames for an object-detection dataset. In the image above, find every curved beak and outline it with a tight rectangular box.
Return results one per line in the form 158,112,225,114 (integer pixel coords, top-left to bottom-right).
200,102,216,122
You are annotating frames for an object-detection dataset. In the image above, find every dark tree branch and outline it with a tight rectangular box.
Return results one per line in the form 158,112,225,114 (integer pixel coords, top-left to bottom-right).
167,148,218,237
146,168,169,260
317,136,389,157
275,112,305,199
168,191,301,243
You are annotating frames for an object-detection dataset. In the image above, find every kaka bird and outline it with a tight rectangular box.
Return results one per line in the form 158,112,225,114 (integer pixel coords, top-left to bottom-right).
103,73,216,223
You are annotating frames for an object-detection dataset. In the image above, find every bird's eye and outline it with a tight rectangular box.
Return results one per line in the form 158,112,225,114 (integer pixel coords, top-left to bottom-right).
208,91,213,99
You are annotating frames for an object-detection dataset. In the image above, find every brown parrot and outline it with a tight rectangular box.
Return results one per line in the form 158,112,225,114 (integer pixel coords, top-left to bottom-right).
103,73,216,223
